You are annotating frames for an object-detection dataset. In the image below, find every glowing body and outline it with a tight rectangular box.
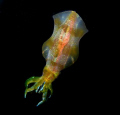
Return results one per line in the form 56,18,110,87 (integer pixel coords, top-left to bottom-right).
24,11,88,106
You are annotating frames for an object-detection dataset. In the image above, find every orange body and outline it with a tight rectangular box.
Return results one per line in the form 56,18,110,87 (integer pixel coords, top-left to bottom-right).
42,11,88,73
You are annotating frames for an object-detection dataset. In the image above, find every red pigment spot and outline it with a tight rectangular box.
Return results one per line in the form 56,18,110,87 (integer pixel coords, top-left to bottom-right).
53,13,77,71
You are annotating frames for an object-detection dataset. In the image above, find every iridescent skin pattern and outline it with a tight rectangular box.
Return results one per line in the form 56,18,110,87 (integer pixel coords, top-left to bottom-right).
24,10,88,106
